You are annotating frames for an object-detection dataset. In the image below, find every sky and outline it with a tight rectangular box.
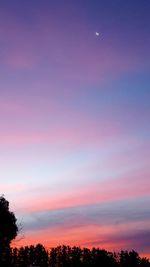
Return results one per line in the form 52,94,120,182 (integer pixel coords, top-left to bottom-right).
0,0,150,258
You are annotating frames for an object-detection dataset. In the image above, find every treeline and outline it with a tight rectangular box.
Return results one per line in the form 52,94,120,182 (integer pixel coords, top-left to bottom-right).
4,244,150,267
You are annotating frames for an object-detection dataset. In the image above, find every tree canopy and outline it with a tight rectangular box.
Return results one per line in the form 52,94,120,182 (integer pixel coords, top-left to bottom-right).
0,195,18,244
0,195,18,266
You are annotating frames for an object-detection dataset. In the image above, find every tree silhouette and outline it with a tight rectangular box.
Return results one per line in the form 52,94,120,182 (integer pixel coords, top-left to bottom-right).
119,250,141,267
0,195,18,266
140,257,150,267
9,244,150,267
34,243,48,267
49,247,57,267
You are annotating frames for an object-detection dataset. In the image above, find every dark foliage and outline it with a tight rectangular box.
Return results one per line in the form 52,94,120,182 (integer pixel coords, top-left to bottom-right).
9,245,150,267
0,195,18,266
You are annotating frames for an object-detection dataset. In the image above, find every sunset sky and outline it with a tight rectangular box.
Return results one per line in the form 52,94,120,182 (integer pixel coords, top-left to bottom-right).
0,0,150,258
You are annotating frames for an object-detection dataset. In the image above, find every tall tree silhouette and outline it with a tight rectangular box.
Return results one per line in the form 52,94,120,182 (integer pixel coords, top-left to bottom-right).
34,243,48,267
0,195,18,266
119,250,140,267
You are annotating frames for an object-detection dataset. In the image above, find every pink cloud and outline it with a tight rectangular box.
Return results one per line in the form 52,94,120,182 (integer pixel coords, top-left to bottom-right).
13,169,150,215
0,116,119,146
0,131,49,145
14,223,117,249
0,183,25,193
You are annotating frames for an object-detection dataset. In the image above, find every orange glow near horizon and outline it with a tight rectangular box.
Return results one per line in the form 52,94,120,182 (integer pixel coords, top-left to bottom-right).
12,219,150,260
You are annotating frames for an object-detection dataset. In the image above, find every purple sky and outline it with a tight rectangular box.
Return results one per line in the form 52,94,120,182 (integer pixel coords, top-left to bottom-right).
0,0,150,257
